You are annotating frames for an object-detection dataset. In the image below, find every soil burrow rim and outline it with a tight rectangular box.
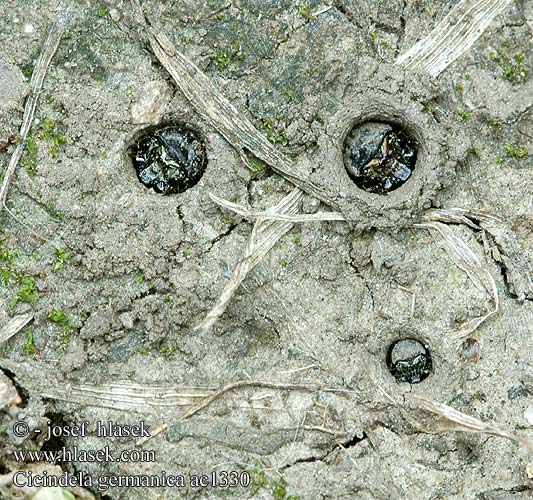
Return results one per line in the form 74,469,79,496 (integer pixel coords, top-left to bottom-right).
317,90,452,229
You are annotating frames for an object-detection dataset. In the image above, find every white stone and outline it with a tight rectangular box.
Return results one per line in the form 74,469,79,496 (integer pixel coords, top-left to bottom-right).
131,80,172,124
109,8,121,22
524,405,533,426
0,371,21,410
119,312,134,330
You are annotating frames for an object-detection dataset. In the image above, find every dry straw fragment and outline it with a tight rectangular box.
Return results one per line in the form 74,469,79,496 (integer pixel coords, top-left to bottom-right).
195,189,303,332
0,26,64,210
39,381,213,412
426,208,533,301
136,378,328,445
0,314,33,346
396,0,512,78
209,192,346,223
415,221,498,338
409,395,533,455
379,384,533,456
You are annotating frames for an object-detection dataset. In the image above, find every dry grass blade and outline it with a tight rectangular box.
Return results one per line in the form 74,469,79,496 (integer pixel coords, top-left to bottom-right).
396,0,512,77
210,192,345,223
479,220,533,300
426,208,533,300
0,26,64,210
416,221,496,295
129,0,337,209
137,378,325,445
410,395,533,454
415,221,498,337
196,189,303,332
181,379,321,420
39,381,214,412
425,208,483,229
0,314,33,345
425,207,502,227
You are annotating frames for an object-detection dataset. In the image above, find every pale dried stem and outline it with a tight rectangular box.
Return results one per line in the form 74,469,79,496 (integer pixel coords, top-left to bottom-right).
136,379,325,445
209,192,346,222
0,26,64,210
425,208,533,300
409,395,533,455
396,0,512,78
195,189,303,332
40,381,213,412
377,385,533,455
415,221,498,338
0,314,33,346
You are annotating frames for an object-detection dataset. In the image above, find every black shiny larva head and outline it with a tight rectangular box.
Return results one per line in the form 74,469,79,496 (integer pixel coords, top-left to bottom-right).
386,338,432,384
343,121,417,195
132,125,207,194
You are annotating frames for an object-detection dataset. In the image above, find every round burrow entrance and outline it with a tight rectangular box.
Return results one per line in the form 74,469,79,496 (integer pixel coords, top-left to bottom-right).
343,121,417,195
316,85,467,230
386,337,432,384
131,125,207,194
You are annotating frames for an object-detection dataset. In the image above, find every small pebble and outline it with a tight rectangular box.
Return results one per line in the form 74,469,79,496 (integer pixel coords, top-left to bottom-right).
507,385,528,401
465,368,480,381
461,338,480,362
301,195,320,214
524,405,533,426
23,23,34,34
131,80,172,124
109,8,121,22
119,312,134,330
336,458,353,473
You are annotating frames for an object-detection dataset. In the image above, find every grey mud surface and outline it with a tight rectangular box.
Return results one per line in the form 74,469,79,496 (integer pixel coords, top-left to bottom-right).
0,0,532,499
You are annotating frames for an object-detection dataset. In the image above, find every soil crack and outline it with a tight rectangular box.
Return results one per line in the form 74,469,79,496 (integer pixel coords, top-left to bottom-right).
208,222,238,247
281,431,367,470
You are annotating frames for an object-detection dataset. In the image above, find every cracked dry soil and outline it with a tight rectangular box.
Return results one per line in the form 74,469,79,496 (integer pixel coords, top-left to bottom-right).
1,0,532,499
